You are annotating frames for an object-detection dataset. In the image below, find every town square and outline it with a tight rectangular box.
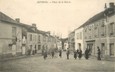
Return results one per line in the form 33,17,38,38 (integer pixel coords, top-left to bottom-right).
0,0,115,72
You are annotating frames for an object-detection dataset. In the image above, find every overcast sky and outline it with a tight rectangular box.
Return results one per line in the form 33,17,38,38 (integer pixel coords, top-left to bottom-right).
0,0,114,38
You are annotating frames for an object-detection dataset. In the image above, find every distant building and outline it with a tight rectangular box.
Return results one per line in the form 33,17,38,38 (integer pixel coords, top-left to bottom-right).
68,31,75,50
61,38,68,51
75,27,84,53
0,11,60,58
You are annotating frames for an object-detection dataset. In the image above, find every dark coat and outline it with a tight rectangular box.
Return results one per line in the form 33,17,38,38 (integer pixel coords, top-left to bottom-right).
97,48,101,60
78,50,82,59
59,50,62,57
74,51,77,59
85,49,89,59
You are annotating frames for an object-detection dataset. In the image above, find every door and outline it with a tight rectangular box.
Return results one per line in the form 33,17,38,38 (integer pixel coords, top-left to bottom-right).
101,43,105,58
22,45,26,55
87,43,93,55
38,45,41,50
12,44,16,56
110,43,114,56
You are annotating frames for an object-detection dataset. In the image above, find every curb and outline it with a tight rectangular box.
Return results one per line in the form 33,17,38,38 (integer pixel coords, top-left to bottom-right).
0,54,42,62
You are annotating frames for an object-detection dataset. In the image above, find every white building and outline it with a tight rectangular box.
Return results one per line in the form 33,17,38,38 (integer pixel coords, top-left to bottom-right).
75,27,84,53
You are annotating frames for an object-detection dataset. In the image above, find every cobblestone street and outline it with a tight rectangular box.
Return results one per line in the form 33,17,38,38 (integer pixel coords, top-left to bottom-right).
0,52,115,72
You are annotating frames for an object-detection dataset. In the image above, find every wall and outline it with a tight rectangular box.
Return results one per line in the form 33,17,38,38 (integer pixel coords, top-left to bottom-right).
0,21,22,56
75,28,84,53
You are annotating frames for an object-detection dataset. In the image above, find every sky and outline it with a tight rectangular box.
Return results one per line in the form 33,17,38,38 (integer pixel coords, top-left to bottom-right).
0,0,114,38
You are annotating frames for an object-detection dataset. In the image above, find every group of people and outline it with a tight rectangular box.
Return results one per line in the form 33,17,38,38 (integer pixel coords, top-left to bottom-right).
43,49,62,60
66,48,82,60
42,47,101,60
84,47,101,60
66,47,101,60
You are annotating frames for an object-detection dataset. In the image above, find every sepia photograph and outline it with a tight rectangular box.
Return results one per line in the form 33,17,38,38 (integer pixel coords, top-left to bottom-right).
0,0,115,72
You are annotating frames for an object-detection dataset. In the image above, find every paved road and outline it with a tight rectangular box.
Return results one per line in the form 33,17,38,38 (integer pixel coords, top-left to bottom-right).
0,52,115,72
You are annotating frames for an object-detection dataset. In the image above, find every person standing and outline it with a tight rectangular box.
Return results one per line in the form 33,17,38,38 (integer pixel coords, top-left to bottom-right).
66,48,70,60
59,49,62,58
51,50,55,58
74,50,77,59
78,49,82,59
85,48,89,60
97,47,101,60
43,49,47,60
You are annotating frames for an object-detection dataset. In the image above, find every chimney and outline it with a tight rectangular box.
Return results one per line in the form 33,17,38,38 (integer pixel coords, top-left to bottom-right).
15,18,20,23
109,2,114,8
32,23,36,28
46,31,50,35
31,23,37,31
104,3,107,9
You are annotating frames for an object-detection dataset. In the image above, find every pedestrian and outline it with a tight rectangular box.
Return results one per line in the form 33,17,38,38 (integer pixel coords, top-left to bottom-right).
43,49,47,60
59,49,62,58
97,47,101,60
74,50,77,59
76,49,79,59
78,49,82,59
51,50,55,58
66,48,70,60
28,49,31,56
85,48,89,60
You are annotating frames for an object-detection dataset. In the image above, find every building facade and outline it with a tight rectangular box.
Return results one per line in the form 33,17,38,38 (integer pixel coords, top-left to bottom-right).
68,31,75,51
0,12,24,57
0,12,61,58
75,27,84,53
75,2,115,59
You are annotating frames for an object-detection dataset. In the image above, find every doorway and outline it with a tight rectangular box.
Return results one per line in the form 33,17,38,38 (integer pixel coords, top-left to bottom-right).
110,43,114,56
101,43,105,58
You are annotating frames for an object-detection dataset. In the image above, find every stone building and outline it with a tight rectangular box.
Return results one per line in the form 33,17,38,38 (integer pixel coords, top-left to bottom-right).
0,12,24,57
68,31,75,51
75,2,115,59
75,27,84,53
0,11,60,58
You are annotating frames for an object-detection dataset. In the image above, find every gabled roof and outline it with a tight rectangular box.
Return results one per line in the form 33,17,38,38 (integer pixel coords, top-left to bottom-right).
0,11,37,33
77,11,104,30
20,23,37,33
76,6,115,30
0,12,18,24
37,29,48,36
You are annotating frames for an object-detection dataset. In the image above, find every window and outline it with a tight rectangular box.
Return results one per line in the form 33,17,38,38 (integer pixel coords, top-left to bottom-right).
110,43,114,56
84,28,87,32
80,32,82,39
12,27,17,43
89,25,91,31
110,22,114,36
38,45,41,50
76,33,79,39
101,21,106,36
12,27,16,38
30,34,32,41
38,35,40,42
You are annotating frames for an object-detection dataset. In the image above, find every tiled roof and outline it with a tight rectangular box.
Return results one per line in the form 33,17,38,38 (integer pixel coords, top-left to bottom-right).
0,11,37,33
0,12,18,24
76,6,115,30
37,30,48,36
77,11,104,30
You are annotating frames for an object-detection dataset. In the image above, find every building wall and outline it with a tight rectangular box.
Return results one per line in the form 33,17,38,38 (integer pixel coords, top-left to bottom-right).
83,14,115,57
68,31,75,50
75,28,84,53
27,32,38,54
64,41,68,50
0,22,22,56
